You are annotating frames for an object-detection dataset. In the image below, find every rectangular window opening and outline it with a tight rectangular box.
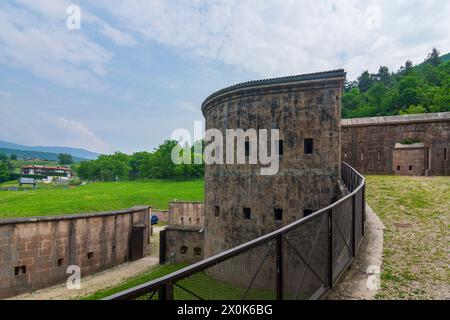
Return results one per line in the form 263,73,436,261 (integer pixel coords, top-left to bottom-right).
214,205,220,217
409,165,413,171
245,141,250,157
57,258,64,267
87,252,94,260
278,140,284,156
274,208,283,221
243,207,251,220
304,138,313,154
397,165,401,171
14,265,26,276
444,148,447,160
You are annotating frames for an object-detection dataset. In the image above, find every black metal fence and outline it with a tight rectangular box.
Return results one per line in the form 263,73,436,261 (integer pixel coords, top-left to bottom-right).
105,162,365,300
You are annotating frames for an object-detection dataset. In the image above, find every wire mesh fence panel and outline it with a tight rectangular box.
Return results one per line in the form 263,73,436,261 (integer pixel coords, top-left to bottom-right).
131,288,160,300
105,163,365,300
354,189,364,251
282,211,329,299
332,198,353,282
172,240,277,300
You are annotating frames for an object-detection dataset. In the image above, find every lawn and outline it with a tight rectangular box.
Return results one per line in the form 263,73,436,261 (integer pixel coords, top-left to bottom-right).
365,175,450,300
83,263,276,300
0,180,204,219
82,263,187,300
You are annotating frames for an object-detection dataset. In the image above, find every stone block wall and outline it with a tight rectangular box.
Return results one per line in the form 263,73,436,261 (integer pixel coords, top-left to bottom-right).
168,202,204,227
341,112,450,176
152,210,169,222
160,226,204,264
393,146,426,176
0,206,150,299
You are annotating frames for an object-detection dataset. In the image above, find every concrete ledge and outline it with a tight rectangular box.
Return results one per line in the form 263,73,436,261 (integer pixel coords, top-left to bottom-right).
169,201,204,204
165,225,203,232
341,112,450,127
327,204,385,300
0,205,151,225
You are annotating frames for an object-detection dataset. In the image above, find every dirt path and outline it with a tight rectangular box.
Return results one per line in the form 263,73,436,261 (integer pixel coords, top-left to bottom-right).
9,225,165,300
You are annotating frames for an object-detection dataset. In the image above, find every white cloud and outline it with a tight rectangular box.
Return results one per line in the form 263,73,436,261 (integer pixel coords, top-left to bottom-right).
98,23,137,46
0,1,136,90
53,116,108,152
0,4,110,90
15,0,137,46
0,104,108,153
93,0,450,79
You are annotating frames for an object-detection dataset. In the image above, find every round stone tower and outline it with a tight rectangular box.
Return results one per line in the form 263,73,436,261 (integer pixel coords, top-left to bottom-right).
201,70,346,258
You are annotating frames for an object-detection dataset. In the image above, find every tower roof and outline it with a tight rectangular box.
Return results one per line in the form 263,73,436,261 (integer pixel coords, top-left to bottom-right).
201,69,346,111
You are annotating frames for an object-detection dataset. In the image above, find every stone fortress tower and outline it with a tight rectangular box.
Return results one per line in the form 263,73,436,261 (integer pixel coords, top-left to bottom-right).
201,70,347,258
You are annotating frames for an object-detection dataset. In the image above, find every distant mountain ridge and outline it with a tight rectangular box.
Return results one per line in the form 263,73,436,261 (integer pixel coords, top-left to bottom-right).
440,52,450,62
0,147,87,162
0,141,99,160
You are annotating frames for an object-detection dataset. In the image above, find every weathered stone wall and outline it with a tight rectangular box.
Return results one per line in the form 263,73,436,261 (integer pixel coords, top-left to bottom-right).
202,70,346,257
341,112,450,176
393,146,425,176
0,206,150,299
152,210,169,222
161,226,204,264
168,202,204,227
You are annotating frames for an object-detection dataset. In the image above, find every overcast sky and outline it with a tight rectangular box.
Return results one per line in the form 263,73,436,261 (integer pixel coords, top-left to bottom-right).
0,0,449,154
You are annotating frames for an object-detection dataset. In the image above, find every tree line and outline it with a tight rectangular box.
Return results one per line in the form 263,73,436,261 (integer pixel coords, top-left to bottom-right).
342,48,450,118
76,140,204,181
0,153,15,183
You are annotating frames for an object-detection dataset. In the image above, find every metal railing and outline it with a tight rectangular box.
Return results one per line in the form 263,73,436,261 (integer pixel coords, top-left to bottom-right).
105,162,365,300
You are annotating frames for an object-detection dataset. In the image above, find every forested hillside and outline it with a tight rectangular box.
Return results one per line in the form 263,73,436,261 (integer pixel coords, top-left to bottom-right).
342,49,450,118
0,147,85,162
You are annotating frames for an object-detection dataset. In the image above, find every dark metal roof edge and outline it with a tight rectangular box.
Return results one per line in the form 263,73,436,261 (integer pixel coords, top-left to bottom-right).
201,69,346,110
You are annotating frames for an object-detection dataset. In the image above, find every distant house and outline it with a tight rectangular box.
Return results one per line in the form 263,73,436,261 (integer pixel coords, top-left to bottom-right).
21,165,72,183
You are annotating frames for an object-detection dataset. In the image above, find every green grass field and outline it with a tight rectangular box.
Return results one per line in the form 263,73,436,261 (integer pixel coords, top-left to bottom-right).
83,263,276,300
82,264,187,300
0,180,204,219
366,175,450,300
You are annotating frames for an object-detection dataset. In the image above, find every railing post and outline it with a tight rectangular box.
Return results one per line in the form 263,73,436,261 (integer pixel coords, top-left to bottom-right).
362,184,366,236
276,234,283,300
352,194,356,257
328,209,333,288
158,282,174,300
